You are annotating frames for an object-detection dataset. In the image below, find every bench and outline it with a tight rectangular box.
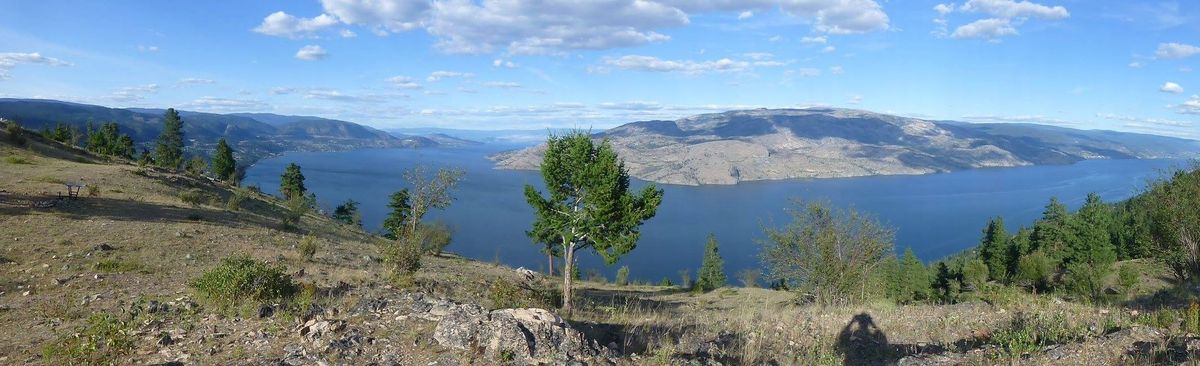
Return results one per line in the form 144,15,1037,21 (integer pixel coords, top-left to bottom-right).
64,182,85,200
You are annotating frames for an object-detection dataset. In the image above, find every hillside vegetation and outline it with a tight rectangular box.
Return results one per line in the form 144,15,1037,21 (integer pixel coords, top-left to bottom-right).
3,121,1200,365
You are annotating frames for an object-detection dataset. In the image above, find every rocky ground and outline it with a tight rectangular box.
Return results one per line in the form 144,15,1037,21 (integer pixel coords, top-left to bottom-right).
4,128,1200,365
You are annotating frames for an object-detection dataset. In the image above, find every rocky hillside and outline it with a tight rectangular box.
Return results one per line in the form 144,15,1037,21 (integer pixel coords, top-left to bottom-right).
0,99,436,164
3,125,1200,365
492,108,1200,185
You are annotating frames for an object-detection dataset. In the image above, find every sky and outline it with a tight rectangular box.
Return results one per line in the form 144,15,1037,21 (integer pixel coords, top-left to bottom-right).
0,0,1197,138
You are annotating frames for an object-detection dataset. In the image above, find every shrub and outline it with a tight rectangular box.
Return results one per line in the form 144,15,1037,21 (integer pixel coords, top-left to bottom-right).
226,187,250,211
384,238,423,284
416,222,453,255
3,155,31,164
282,194,314,230
299,236,318,261
1118,263,1140,297
659,278,673,286
41,313,134,365
5,120,26,147
486,278,560,310
962,259,988,291
615,266,630,286
180,188,216,207
86,184,100,197
190,256,297,308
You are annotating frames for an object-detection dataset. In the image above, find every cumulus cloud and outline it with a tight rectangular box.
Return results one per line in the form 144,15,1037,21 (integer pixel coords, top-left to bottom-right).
959,0,1068,19
940,0,1067,41
598,100,663,110
800,36,827,44
597,54,788,74
254,11,339,38
320,0,429,34
1161,82,1184,94
829,65,844,74
1128,61,1144,68
0,52,71,80
1178,95,1200,115
295,45,328,60
779,0,890,34
951,18,1018,40
737,11,754,20
427,70,474,82
109,84,160,102
137,45,159,52
1155,43,1200,60
385,76,422,89
493,59,518,68
303,89,388,103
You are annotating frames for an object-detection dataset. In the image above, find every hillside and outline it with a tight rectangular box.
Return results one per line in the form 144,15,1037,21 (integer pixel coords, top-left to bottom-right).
492,108,1200,185
5,120,1200,365
0,99,435,164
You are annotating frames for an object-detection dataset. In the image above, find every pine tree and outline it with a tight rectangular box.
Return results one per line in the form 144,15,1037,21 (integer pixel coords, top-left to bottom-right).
1032,197,1074,264
932,262,960,303
524,132,663,313
962,259,988,291
1065,193,1118,302
896,248,930,303
1005,227,1032,281
696,234,726,292
279,163,306,200
333,199,362,228
154,108,185,169
979,217,1010,281
211,138,237,182
382,189,411,239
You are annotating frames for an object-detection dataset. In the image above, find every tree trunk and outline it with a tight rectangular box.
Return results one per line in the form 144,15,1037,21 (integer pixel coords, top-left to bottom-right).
548,253,555,276
562,245,575,314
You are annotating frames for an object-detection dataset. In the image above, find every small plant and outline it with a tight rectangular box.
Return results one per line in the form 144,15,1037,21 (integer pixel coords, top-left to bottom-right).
41,313,134,365
1185,303,1200,334
180,188,216,207
615,266,630,286
3,155,31,164
298,236,318,261
190,256,297,310
34,176,65,184
86,184,100,197
384,238,423,285
226,187,249,211
5,120,26,147
488,279,522,309
1118,263,1140,298
282,194,314,230
659,277,673,286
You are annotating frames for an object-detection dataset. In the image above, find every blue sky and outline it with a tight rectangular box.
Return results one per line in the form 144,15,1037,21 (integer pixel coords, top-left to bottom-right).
0,0,1196,138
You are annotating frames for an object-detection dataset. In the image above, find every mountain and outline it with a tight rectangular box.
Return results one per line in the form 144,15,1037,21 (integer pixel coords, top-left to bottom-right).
387,127,561,145
0,99,434,163
492,108,1200,185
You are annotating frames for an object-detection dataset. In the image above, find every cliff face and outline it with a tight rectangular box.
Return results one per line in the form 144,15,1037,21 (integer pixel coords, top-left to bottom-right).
492,108,1200,185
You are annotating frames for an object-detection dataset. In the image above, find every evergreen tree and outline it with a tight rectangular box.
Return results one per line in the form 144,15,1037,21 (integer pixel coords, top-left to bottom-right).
154,108,185,169
696,234,727,292
524,133,663,313
211,138,237,182
185,156,208,177
1032,197,1074,264
1065,193,1117,302
895,248,930,303
279,163,306,200
962,259,989,291
1005,227,1033,280
137,148,154,166
333,199,362,228
932,262,961,303
1017,250,1054,293
117,135,135,159
979,217,1010,281
382,189,411,239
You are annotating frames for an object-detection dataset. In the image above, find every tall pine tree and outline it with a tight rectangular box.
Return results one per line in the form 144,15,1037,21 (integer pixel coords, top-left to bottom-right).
1065,193,1117,301
978,217,1010,281
211,138,236,182
154,108,185,169
279,163,306,200
1032,197,1074,264
382,189,411,239
895,248,930,303
696,234,726,292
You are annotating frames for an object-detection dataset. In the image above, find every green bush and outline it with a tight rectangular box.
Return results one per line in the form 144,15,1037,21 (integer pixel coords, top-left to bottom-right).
384,238,423,284
299,236,318,261
180,188,216,207
991,312,1089,360
659,277,673,287
486,278,561,310
282,194,314,230
5,121,26,147
3,155,31,164
1118,263,1140,297
190,256,297,308
42,313,134,365
226,187,250,211
616,266,630,286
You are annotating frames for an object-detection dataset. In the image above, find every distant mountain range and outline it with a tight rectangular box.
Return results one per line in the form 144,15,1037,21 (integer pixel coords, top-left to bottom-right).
492,108,1200,185
0,99,437,164
386,127,560,145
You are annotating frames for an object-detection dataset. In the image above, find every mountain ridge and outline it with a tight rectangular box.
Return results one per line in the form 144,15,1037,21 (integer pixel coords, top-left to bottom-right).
492,108,1200,185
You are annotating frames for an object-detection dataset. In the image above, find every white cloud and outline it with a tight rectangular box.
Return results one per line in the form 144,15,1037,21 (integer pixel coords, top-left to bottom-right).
295,45,328,60
821,45,836,53
482,81,522,89
934,3,955,15
599,101,663,110
1161,82,1184,94
320,0,429,34
962,114,1076,126
1155,43,1200,60
1097,113,1191,128
959,0,1069,20
848,95,863,104
109,84,160,102
800,36,827,44
340,29,358,38
493,59,518,68
597,54,787,74
0,52,71,80
254,11,339,38
137,45,159,52
780,0,890,34
1178,95,1200,115
385,75,422,89
427,70,475,82
790,68,822,77
177,78,216,86
427,0,685,55
951,18,1018,40
829,65,844,74
303,89,388,103
1128,61,1143,68
738,11,754,20
179,97,271,113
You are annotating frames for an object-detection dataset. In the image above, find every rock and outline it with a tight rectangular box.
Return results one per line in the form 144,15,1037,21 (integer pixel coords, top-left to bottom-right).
157,333,174,346
515,267,537,282
433,309,487,350
258,304,274,318
92,244,115,252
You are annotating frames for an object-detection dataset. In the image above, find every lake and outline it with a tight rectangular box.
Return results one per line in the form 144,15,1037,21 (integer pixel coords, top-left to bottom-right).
244,145,1185,283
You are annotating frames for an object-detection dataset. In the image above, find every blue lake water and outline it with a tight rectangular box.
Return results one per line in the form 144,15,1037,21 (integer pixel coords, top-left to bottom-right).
244,145,1184,282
